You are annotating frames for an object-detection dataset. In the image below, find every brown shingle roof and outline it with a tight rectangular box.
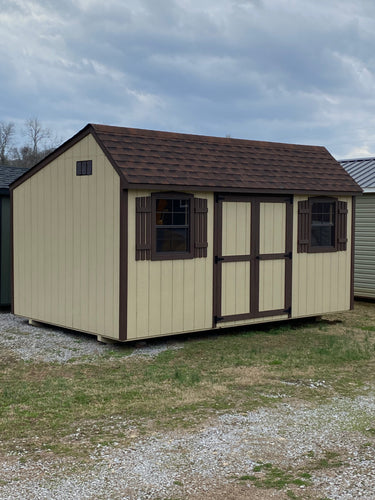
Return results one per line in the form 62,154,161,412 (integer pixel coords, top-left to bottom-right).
91,124,360,194
10,123,362,194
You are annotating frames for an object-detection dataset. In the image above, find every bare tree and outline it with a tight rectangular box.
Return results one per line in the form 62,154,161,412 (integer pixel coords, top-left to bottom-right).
25,117,52,156
0,121,15,164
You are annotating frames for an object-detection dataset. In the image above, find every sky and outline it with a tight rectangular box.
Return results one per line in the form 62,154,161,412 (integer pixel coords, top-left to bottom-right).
1,0,375,159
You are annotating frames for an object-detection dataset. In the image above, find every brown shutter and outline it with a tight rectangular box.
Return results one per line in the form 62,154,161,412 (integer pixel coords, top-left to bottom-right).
194,198,208,258
337,201,348,251
136,196,152,260
297,200,310,253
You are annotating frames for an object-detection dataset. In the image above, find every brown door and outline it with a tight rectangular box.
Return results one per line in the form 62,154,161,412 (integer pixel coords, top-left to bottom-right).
213,195,293,324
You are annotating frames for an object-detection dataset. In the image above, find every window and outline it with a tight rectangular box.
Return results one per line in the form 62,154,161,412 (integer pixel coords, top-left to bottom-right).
135,193,208,261
297,197,347,253
155,198,190,253
310,200,335,248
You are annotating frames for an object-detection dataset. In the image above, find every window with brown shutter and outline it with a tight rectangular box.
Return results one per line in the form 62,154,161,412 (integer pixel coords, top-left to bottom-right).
297,197,348,253
135,193,208,261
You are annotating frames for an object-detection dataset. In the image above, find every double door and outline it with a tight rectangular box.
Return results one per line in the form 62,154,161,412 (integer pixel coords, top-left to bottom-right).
213,195,293,324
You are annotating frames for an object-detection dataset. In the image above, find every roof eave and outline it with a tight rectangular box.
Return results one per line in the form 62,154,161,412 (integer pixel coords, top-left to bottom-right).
125,182,362,196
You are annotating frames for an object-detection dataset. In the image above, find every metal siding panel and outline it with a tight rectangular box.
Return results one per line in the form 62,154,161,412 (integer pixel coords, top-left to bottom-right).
353,195,375,297
0,197,10,305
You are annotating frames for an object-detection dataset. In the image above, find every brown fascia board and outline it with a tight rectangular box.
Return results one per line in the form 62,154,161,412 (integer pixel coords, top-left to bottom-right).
9,124,128,191
125,182,361,196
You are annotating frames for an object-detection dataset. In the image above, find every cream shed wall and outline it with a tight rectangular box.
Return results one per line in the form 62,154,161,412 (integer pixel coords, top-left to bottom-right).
126,190,214,340
12,134,121,339
292,195,352,317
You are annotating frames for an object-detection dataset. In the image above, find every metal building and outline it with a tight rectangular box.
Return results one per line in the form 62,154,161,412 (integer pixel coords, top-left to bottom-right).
0,166,28,305
341,158,375,299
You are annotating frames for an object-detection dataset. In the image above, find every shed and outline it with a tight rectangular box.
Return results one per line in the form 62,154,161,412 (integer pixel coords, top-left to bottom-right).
10,124,361,342
0,166,28,306
341,157,375,299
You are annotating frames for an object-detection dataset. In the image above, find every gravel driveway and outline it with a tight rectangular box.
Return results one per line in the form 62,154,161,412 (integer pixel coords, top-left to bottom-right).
1,313,375,499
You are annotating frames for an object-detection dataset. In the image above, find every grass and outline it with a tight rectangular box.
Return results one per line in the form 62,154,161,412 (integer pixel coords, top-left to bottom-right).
236,450,345,494
1,301,375,459
238,461,312,489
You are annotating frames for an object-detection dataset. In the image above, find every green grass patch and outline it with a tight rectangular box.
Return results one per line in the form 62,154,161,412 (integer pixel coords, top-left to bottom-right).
1,302,375,458
237,461,311,489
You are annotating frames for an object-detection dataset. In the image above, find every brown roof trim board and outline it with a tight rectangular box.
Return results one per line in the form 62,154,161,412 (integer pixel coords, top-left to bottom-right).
10,123,362,194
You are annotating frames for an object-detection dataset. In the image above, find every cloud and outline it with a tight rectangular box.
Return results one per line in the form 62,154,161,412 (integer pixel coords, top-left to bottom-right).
1,0,375,156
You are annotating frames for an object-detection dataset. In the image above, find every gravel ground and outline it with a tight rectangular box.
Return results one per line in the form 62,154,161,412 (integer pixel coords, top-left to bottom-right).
1,313,375,499
0,313,182,362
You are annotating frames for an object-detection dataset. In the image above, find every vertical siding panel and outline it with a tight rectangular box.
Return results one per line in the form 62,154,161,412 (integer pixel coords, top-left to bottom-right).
44,168,52,322
126,189,137,340
50,162,59,324
38,174,45,321
149,260,162,336
194,258,206,328
236,202,245,255
103,163,113,336
136,262,149,337
222,202,228,256
65,154,74,328
72,152,81,330
95,152,105,335
172,260,184,333
160,261,173,333
81,178,90,331
87,155,97,333
183,259,195,331
29,176,37,318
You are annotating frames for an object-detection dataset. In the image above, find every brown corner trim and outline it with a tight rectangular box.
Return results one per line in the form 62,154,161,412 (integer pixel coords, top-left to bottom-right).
350,195,356,310
285,198,293,317
119,189,128,341
212,193,222,327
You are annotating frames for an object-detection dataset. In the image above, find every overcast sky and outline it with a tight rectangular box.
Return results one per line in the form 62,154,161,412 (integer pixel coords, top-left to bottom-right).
1,0,375,158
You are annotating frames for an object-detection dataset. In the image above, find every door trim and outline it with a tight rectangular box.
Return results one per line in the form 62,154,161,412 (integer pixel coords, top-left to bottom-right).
213,194,293,326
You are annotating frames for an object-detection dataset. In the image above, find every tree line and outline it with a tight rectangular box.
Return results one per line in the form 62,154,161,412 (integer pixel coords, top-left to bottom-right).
0,118,59,168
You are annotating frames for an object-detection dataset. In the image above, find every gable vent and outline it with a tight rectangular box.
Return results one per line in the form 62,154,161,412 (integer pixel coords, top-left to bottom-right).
76,160,92,176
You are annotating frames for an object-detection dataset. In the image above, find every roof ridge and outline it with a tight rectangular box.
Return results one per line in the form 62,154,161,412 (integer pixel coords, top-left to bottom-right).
90,123,324,150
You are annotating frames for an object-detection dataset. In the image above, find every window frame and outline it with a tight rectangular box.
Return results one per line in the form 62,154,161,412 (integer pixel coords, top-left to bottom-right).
308,197,337,253
151,192,194,261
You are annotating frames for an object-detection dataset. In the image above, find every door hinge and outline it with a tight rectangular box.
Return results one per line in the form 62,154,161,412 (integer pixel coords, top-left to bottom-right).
285,306,292,316
216,195,225,202
215,256,224,264
214,315,224,323
285,251,292,259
